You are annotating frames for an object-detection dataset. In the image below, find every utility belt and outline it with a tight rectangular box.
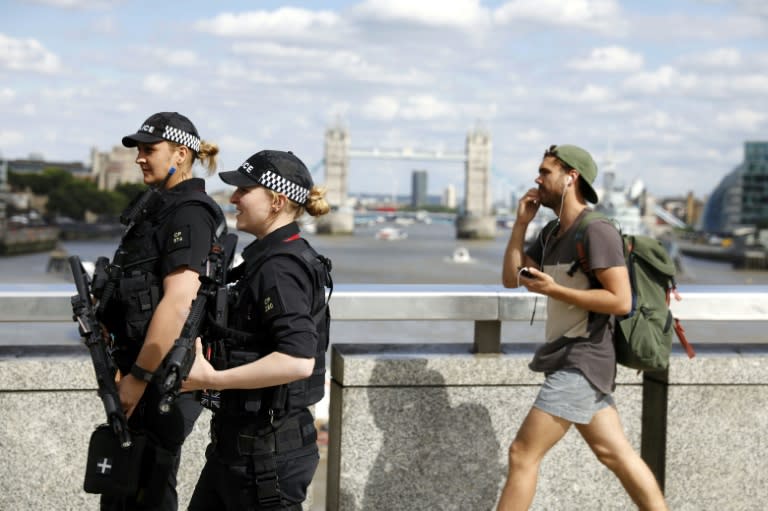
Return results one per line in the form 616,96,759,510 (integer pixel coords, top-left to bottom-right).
210,410,317,460
200,386,278,416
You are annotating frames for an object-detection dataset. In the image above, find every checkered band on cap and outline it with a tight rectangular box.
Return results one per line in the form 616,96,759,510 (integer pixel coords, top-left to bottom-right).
162,125,200,153
258,170,310,204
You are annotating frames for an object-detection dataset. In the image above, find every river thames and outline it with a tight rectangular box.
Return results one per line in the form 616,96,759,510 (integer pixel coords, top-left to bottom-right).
1,219,767,345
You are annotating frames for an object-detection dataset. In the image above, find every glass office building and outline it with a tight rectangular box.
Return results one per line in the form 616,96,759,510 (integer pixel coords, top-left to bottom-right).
701,142,768,233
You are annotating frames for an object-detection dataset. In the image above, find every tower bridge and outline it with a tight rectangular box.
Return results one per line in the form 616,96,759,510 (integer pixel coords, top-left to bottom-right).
318,125,496,239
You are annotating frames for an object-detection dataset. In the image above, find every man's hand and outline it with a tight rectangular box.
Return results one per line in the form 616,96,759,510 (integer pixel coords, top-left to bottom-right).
519,267,554,295
516,188,541,225
117,373,148,418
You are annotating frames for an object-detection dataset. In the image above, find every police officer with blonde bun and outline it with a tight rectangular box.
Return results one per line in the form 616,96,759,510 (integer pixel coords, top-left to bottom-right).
183,150,332,510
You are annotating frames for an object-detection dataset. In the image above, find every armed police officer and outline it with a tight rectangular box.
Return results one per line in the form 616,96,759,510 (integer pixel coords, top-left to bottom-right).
97,112,225,510
181,150,332,510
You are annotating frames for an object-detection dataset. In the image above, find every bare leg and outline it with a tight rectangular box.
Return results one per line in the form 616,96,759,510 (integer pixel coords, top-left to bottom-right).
576,406,668,511
497,407,571,511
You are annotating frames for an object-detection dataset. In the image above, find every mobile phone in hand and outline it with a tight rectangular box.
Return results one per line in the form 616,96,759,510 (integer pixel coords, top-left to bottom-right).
520,267,535,279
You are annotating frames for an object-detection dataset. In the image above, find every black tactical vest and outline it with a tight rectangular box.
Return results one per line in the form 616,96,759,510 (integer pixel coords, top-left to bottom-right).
101,183,223,372
206,236,332,419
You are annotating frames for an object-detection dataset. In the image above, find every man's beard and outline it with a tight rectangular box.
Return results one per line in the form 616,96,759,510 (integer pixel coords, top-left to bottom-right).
538,188,560,210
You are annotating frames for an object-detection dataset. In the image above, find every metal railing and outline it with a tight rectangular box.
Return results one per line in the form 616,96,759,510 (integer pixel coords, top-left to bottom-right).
1,284,767,352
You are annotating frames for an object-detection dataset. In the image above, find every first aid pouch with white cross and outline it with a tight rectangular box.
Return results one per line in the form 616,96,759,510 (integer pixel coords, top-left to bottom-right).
84,424,146,496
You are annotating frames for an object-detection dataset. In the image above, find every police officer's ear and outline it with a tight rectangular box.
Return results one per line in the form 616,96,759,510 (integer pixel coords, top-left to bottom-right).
174,144,190,167
272,193,288,212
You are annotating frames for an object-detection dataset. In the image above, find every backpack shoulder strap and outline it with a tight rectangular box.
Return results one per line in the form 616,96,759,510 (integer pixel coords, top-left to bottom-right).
568,210,611,279
540,218,561,242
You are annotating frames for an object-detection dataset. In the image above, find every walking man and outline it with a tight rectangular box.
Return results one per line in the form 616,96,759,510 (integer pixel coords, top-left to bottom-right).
498,144,667,510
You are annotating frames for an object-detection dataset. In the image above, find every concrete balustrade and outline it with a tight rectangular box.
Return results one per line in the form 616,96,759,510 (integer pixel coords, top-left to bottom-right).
1,285,767,510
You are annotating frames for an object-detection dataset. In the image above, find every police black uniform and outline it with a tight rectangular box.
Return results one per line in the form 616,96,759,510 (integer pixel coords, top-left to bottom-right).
100,176,224,511
188,221,331,511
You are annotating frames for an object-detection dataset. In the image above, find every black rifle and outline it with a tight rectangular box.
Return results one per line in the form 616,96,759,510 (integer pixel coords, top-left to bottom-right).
157,223,238,413
69,255,132,448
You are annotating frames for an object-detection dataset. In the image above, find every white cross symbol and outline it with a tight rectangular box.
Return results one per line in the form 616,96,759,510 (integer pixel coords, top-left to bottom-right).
97,458,112,475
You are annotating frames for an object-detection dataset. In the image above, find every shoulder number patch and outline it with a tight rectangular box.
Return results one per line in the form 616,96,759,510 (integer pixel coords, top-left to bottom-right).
167,224,191,252
261,286,284,320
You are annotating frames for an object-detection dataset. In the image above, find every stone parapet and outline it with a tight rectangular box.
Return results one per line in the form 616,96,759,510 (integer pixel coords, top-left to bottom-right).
328,343,768,511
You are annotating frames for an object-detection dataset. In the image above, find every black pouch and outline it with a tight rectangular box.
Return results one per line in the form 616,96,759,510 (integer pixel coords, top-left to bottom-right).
84,424,146,496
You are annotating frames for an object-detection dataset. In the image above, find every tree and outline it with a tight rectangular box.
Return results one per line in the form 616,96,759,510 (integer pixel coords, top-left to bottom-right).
47,181,96,220
8,168,74,194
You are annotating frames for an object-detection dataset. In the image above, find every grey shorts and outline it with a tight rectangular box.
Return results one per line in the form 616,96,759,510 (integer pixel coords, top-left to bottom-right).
533,368,615,424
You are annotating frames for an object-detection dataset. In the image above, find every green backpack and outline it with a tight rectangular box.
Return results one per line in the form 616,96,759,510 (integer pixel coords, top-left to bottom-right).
570,211,695,371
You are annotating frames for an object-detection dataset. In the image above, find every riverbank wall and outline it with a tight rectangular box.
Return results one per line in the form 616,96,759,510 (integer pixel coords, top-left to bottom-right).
0,225,59,255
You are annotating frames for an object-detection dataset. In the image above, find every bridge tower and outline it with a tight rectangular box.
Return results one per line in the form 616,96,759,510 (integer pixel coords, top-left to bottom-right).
456,129,496,239
317,125,354,234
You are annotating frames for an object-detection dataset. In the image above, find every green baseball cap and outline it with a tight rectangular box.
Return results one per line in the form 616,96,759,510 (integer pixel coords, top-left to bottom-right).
550,144,599,204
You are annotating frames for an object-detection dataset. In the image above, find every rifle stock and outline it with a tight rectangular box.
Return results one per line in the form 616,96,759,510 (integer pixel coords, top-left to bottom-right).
69,255,132,448
157,230,238,413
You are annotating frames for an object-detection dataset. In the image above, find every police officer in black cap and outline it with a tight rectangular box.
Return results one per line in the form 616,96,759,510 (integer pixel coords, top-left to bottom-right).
98,112,225,510
182,150,333,510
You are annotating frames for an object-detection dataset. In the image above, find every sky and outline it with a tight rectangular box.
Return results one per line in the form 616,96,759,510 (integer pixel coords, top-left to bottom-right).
1,0,767,204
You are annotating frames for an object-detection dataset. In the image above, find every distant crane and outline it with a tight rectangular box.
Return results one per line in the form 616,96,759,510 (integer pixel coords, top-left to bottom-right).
653,205,687,228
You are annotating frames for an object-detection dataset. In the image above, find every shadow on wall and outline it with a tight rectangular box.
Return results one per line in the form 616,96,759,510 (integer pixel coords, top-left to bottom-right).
356,359,503,510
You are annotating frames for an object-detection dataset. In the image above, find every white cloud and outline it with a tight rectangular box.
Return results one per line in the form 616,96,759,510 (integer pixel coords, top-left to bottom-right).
40,87,85,100
569,46,644,72
680,48,743,69
142,74,173,94
715,109,766,131
0,34,61,74
115,102,135,113
327,103,352,123
717,74,768,95
230,42,431,86
219,134,270,156
197,8,340,39
26,0,118,8
622,66,699,94
362,96,400,121
592,100,638,113
144,48,199,68
494,0,627,35
360,95,458,122
90,15,118,35
0,129,24,147
555,84,614,103
516,128,547,143
622,63,768,99
232,42,318,59
216,61,281,84
631,12,766,42
400,96,456,121
353,0,490,28
0,88,16,102
635,111,674,130
707,0,768,17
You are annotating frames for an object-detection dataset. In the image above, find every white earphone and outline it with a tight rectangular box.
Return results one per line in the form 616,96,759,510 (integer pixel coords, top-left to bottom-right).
566,175,573,185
